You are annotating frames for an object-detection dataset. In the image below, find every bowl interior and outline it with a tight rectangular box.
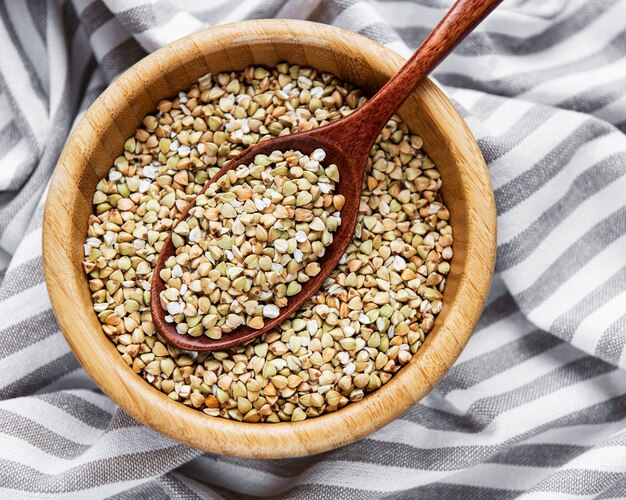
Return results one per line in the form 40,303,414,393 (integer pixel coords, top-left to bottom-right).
43,20,496,458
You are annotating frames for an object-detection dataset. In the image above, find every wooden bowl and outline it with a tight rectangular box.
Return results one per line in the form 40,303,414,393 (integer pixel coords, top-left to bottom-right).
43,20,496,458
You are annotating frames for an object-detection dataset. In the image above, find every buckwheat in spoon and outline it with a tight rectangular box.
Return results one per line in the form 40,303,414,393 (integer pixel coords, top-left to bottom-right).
151,0,502,351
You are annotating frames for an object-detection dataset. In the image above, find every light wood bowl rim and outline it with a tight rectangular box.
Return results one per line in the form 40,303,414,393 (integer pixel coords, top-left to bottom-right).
42,20,496,458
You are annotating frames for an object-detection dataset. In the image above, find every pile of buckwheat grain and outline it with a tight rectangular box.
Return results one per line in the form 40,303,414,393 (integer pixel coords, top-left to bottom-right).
159,148,342,338
83,64,452,423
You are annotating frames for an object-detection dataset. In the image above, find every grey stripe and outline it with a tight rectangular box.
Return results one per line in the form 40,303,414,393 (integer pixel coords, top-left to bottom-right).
472,291,519,332
26,0,47,41
0,258,45,300
79,82,107,113
436,330,558,395
596,475,626,499
0,407,92,458
247,0,290,20
308,0,351,24
558,77,626,117
515,207,626,311
0,309,58,360
160,473,212,500
404,356,615,431
551,265,626,342
487,443,585,467
595,313,626,365
494,120,609,215
107,480,170,500
358,22,402,46
78,0,114,37
382,484,518,500
99,37,147,83
34,392,114,428
497,155,626,270
0,445,199,492
212,483,385,500
0,119,21,154
0,352,79,400
0,72,40,163
532,469,624,495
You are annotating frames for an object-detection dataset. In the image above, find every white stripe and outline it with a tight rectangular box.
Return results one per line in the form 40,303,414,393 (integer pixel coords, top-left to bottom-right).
0,139,31,190
331,1,391,34
64,389,117,414
571,290,626,356
372,369,626,449
384,39,412,58
442,462,551,491
169,0,229,13
489,111,587,190
103,0,157,12
5,227,41,270
0,282,51,331
503,180,626,295
0,92,14,131
436,343,586,414
458,312,536,363
4,0,49,89
498,131,626,245
449,88,485,112
89,17,131,61
0,184,45,254
0,16,48,143
528,233,626,328
518,493,596,500
0,478,157,499
595,92,626,125
0,426,175,474
372,0,586,38
520,55,626,106
618,338,626,369
524,421,626,447
0,333,69,390
35,368,100,395
0,397,108,445
482,98,536,136
559,444,626,474
134,12,205,52
216,0,263,25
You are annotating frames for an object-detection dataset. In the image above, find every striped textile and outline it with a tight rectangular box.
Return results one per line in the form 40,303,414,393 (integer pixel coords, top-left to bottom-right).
0,0,625,497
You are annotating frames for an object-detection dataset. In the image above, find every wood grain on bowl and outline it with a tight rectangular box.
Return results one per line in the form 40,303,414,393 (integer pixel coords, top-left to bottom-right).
42,20,496,458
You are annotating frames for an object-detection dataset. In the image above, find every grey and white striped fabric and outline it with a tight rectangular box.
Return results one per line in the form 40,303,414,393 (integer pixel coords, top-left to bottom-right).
1,0,625,497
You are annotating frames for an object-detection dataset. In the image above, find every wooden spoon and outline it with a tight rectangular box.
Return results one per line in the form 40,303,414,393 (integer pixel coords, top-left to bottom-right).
151,0,502,351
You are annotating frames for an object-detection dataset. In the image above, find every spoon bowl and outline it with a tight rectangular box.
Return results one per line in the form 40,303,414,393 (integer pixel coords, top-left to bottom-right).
151,131,366,351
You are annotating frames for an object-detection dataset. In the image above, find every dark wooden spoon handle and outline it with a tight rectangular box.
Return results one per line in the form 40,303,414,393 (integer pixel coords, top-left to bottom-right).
337,0,503,147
